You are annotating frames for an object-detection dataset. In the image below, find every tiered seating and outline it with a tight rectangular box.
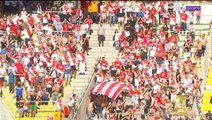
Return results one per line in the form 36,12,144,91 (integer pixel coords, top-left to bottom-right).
201,66,212,112
1,81,71,120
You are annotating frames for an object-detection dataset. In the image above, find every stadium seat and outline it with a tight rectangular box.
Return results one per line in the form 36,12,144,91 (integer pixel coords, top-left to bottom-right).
202,104,212,111
203,91,212,98
206,78,212,85
202,98,210,104
208,73,212,79
209,66,212,72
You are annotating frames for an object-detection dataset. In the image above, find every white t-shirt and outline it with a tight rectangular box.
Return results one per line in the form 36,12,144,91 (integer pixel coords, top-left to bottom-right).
183,52,191,61
0,67,6,78
153,84,161,94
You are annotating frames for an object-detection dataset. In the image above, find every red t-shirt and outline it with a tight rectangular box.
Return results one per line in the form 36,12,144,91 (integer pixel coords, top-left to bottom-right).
181,13,188,22
16,29,21,37
119,72,126,82
100,60,108,68
137,31,144,38
62,23,69,31
15,62,24,77
114,60,122,69
58,78,63,86
56,63,64,71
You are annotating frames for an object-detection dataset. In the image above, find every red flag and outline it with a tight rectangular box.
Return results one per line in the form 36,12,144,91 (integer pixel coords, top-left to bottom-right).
155,42,165,58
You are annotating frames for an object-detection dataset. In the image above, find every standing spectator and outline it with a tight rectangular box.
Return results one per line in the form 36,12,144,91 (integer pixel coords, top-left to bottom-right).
113,29,121,50
8,69,15,93
64,61,71,86
180,11,188,35
77,50,86,75
82,34,91,55
29,91,37,117
52,82,59,105
80,0,88,21
70,53,77,81
200,34,207,56
68,94,76,116
86,96,94,120
108,4,116,27
158,1,165,25
59,3,69,22
0,64,6,87
55,96,63,111
16,82,23,108
196,10,201,24
90,1,99,24
97,22,105,47
100,57,109,76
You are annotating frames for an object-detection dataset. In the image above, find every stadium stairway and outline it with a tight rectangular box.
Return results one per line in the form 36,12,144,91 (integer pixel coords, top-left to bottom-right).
63,24,119,110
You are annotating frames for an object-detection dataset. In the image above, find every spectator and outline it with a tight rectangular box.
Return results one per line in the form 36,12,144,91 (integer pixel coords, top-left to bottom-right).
68,94,76,116
206,111,212,120
64,61,71,86
180,10,188,35
16,82,23,108
52,82,59,105
196,10,201,24
29,91,37,117
0,64,6,87
76,50,86,75
97,22,105,47
8,68,15,93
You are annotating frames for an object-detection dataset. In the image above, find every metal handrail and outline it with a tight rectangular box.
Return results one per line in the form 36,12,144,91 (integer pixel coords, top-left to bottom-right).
70,70,95,120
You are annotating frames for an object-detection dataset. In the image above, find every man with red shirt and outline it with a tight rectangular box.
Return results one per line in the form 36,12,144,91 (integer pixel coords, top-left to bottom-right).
100,57,108,75
56,61,64,76
158,1,165,24
113,58,122,70
119,71,126,83
180,11,188,34
15,60,25,84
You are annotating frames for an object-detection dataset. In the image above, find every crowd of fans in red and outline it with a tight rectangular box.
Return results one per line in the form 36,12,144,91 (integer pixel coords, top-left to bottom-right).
0,1,210,120
85,1,209,120
0,1,94,118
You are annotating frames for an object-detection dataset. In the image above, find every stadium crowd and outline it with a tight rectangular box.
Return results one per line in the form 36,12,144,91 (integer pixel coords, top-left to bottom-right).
0,1,93,119
0,1,210,120
85,1,210,120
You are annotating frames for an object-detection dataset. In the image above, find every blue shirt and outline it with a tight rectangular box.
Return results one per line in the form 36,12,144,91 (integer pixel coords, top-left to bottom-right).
16,86,23,97
64,64,71,74
8,73,14,83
